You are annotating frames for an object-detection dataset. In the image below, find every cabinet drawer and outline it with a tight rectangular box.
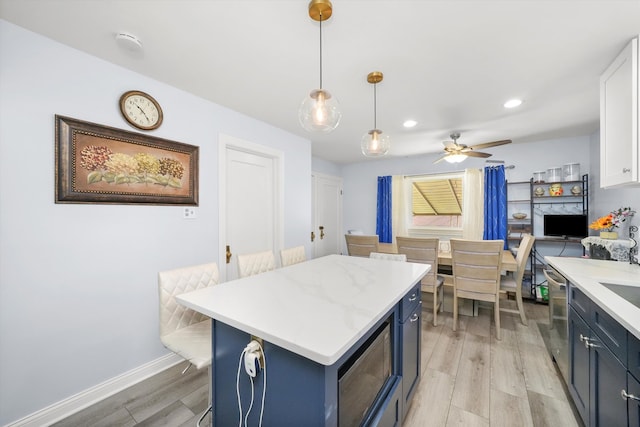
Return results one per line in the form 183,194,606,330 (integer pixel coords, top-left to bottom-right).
400,284,420,322
589,302,627,363
568,283,590,319
629,332,640,382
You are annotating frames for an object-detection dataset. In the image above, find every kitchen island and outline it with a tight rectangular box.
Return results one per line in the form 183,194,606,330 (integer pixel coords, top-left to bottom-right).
177,254,429,427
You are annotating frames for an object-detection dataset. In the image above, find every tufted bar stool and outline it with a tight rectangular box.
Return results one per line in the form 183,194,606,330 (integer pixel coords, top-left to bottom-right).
158,262,219,426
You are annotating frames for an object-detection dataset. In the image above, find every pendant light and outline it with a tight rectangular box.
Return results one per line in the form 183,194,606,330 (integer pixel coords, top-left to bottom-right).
298,0,341,133
361,71,390,157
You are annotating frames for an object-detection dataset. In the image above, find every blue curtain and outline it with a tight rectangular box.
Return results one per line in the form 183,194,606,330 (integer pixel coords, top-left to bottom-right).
376,176,392,243
483,166,508,248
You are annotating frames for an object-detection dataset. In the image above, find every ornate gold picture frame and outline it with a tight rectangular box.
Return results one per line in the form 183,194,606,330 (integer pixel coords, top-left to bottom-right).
55,115,198,205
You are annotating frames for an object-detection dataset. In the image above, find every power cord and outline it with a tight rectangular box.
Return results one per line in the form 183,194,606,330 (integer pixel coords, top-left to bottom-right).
236,340,267,427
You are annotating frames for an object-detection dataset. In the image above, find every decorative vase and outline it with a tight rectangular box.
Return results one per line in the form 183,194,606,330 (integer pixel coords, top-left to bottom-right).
599,231,618,239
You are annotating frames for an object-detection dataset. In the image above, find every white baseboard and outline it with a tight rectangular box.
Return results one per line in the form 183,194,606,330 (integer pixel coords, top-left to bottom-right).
5,353,183,427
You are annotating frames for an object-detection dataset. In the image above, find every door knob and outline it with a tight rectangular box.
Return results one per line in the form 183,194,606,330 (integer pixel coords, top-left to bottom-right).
319,225,325,239
226,245,232,264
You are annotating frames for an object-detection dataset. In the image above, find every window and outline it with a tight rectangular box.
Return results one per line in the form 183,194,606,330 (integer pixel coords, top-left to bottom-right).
407,173,464,232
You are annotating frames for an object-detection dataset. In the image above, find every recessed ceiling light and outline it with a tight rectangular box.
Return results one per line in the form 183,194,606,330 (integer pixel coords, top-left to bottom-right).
504,99,522,109
403,119,417,128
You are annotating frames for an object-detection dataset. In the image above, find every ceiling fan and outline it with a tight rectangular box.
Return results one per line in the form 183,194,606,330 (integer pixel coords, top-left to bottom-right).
434,132,512,164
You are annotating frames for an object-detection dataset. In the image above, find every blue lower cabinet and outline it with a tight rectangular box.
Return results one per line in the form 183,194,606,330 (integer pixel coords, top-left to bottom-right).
589,334,627,426
568,286,629,427
627,373,640,426
568,307,590,424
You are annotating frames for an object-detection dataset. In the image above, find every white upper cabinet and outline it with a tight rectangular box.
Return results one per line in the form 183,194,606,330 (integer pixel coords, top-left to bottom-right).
600,37,638,188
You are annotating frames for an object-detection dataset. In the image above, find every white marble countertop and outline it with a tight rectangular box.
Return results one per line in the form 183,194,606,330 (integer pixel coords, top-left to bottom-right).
544,256,640,339
176,254,429,366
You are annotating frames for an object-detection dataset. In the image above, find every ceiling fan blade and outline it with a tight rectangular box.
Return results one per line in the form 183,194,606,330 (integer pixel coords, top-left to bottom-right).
467,139,512,150
465,151,492,158
433,154,451,164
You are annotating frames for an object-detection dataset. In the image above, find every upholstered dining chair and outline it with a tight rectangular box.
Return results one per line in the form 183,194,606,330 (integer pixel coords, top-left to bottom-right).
237,250,276,278
369,252,407,261
396,237,444,326
450,239,504,340
158,262,219,426
280,246,307,267
499,233,535,325
345,234,379,257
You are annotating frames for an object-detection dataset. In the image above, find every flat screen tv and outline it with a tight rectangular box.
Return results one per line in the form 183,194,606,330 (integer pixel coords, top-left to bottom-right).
543,214,588,238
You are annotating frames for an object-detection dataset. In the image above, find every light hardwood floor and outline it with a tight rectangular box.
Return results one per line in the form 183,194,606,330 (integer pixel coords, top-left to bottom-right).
53,300,580,427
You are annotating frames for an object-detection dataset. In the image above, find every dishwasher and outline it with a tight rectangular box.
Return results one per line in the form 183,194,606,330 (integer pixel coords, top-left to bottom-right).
544,268,569,383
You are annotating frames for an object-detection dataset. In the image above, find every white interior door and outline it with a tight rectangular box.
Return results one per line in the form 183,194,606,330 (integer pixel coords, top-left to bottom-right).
312,173,343,257
220,135,282,281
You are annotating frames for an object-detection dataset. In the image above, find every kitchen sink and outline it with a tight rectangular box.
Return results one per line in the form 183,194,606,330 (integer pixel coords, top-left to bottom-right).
600,282,640,309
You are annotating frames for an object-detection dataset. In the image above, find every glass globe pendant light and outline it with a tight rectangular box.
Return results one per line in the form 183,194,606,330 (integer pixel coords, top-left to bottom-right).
298,0,341,133
361,71,390,157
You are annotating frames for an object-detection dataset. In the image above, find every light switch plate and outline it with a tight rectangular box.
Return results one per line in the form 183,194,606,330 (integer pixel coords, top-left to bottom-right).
183,207,197,219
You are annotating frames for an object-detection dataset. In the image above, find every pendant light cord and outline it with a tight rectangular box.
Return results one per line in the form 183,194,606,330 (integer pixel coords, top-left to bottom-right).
319,15,323,90
373,83,377,129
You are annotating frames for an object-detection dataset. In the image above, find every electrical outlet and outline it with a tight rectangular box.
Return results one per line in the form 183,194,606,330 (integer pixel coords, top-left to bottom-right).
183,207,197,219
250,335,265,368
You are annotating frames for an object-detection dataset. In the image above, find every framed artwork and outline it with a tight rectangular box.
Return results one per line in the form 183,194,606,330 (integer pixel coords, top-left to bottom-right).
55,115,198,205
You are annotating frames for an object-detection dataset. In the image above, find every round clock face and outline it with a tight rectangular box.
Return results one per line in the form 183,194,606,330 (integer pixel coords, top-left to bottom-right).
119,90,163,130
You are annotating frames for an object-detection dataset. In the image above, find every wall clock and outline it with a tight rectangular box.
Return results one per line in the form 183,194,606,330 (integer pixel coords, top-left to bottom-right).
119,90,163,130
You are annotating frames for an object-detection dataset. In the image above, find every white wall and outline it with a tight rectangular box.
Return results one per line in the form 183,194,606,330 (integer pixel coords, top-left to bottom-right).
0,20,311,425
312,156,342,176
341,135,592,237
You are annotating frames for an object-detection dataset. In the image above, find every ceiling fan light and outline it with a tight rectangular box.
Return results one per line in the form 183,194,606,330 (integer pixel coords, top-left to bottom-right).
361,129,390,157
444,153,467,163
299,89,342,133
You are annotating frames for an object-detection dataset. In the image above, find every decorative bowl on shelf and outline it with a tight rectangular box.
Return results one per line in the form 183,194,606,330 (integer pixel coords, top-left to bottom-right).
534,187,545,197
570,185,582,195
512,213,528,220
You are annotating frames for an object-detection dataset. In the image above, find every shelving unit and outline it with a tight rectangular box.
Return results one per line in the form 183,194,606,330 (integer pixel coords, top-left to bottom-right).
507,174,589,301
529,174,589,300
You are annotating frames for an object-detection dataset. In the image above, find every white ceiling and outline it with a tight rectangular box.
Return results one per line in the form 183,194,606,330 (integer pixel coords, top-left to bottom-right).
1,0,639,164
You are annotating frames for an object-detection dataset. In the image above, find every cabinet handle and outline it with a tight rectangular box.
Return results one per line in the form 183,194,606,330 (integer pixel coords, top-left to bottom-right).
621,389,640,401
579,334,598,349
622,168,631,173
410,313,419,322
409,293,417,302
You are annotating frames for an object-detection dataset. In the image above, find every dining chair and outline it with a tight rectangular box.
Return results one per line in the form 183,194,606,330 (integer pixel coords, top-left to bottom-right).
345,234,379,257
450,239,504,340
396,237,444,326
158,262,219,426
237,250,276,278
499,233,535,325
280,245,307,267
369,252,407,261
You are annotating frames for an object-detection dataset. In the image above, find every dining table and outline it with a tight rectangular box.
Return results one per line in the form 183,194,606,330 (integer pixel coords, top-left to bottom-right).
378,242,518,272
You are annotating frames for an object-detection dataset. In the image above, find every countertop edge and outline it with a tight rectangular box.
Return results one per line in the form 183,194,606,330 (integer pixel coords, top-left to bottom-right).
545,256,640,340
